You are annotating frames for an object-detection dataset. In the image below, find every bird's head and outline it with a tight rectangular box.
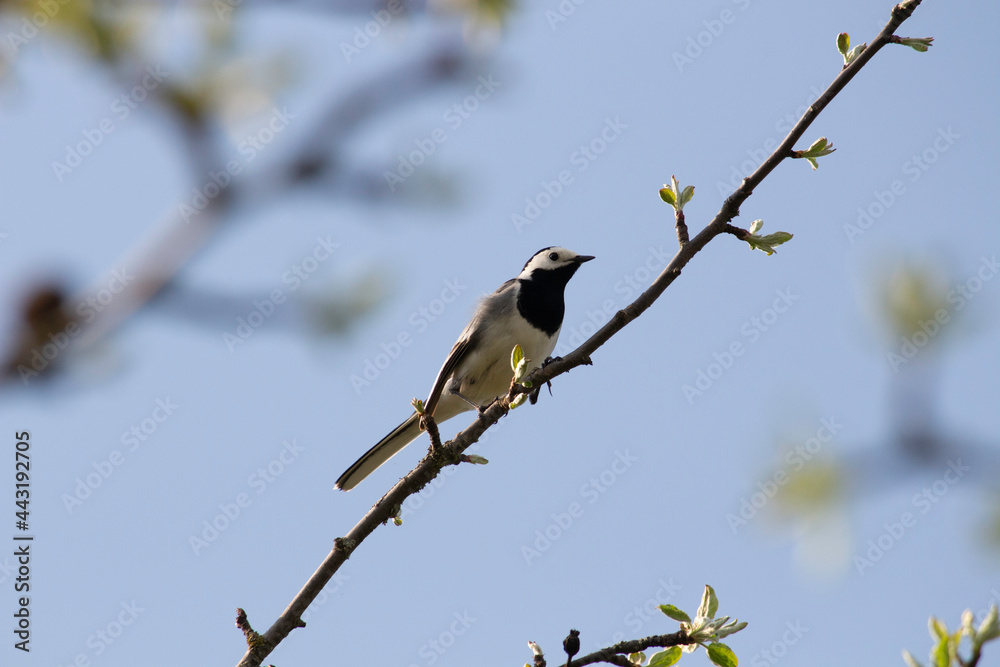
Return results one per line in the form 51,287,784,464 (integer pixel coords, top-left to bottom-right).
518,247,595,281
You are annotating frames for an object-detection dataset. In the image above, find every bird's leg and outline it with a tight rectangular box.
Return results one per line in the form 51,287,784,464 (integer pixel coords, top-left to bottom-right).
450,387,503,416
529,356,559,405
450,387,484,412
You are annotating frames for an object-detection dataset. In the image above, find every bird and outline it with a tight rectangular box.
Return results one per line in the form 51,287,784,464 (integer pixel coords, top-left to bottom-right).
336,246,594,491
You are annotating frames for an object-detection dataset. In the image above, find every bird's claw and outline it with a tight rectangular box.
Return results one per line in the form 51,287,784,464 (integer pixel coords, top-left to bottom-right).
529,356,559,404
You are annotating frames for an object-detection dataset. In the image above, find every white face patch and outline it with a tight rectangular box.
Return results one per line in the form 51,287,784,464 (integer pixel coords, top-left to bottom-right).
519,247,581,277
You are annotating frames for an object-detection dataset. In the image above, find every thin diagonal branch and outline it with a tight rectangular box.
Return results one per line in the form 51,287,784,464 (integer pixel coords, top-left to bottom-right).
233,2,927,664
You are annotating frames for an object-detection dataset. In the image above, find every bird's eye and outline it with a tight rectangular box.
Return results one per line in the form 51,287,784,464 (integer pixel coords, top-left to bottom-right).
548,252,559,261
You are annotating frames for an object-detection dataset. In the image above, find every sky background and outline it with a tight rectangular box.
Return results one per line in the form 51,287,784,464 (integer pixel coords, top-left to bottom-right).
1,1,998,666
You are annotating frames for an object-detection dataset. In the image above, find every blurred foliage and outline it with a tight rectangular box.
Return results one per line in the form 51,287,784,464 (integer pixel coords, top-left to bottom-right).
903,605,998,667
882,261,952,341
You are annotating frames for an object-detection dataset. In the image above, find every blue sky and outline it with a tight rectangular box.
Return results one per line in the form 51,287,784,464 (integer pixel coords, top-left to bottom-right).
1,1,998,666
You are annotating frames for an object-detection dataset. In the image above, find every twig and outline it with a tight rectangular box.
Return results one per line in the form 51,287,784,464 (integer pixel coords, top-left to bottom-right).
674,207,689,247
420,413,442,450
569,631,691,667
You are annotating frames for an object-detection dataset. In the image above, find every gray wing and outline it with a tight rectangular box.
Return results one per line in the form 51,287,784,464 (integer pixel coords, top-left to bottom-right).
423,278,516,416
424,335,475,417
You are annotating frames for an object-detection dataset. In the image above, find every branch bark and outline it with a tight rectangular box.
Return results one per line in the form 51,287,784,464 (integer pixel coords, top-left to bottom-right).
234,2,927,664
569,631,691,667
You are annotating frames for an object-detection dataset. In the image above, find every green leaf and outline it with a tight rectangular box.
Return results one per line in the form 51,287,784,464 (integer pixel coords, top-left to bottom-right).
976,605,999,642
808,137,829,153
929,617,948,641
706,643,738,667
745,231,794,256
902,650,924,667
649,646,682,667
697,585,719,621
844,43,866,64
511,344,524,373
629,651,646,665
931,636,949,667
961,610,975,636
659,187,676,205
510,393,528,409
659,605,692,624
679,185,695,208
792,137,835,169
837,32,849,56
897,36,933,52
465,455,489,465
717,620,748,639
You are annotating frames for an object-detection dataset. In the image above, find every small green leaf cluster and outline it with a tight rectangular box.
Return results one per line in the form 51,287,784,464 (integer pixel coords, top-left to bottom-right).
897,36,934,52
837,32,866,65
659,175,695,212
903,605,999,667
509,344,532,409
743,220,793,256
653,585,747,667
793,137,836,170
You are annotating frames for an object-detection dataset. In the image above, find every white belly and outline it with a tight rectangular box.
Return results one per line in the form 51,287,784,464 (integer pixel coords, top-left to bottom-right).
436,324,558,421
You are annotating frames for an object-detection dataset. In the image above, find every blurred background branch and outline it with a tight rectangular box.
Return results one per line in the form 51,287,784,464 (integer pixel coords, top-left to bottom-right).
1,0,506,386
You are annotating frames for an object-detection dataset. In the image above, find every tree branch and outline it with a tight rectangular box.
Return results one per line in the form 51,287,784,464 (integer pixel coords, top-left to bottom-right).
233,2,927,664
569,631,691,667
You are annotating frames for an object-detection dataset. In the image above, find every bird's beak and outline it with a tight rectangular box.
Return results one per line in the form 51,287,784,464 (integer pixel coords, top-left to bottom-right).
575,255,595,263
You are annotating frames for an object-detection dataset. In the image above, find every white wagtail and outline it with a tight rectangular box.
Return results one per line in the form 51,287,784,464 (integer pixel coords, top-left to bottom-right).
336,247,594,491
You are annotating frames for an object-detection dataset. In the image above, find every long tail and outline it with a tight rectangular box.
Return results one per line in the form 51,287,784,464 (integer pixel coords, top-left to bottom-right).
335,412,421,491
